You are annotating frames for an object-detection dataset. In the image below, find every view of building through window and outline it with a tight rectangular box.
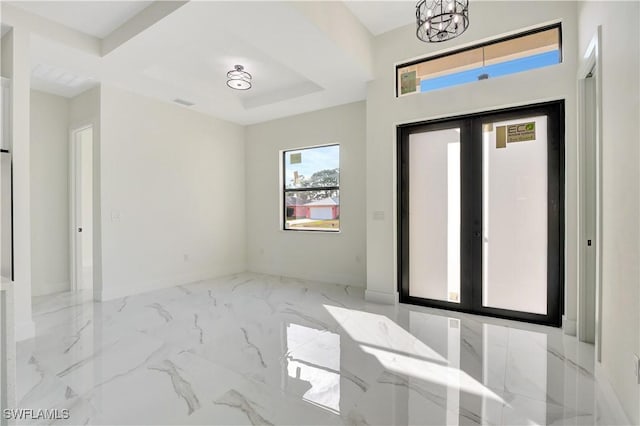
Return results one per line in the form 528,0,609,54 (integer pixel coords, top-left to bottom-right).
283,144,340,231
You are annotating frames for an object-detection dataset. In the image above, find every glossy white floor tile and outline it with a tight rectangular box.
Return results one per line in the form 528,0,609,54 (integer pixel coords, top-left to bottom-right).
14,273,625,425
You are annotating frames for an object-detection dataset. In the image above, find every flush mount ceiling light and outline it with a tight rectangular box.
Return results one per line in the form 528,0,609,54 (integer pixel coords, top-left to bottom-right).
226,64,252,90
416,0,469,43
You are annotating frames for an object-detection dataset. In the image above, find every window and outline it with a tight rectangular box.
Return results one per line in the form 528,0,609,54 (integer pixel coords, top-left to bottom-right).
397,24,561,96
283,144,339,231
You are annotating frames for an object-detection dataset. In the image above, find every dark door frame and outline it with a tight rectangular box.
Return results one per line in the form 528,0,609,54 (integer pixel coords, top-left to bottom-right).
397,100,565,327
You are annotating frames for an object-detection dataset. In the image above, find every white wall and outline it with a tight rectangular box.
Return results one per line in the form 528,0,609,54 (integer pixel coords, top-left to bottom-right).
99,85,246,300
365,1,579,313
0,38,16,414
30,90,70,296
577,2,640,423
2,27,34,341
1,34,11,79
246,101,366,287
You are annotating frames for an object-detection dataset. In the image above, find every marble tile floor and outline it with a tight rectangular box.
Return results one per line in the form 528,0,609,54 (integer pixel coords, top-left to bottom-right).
14,272,627,425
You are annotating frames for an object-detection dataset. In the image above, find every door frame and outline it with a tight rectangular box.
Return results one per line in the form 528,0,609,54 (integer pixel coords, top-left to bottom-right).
397,100,565,327
577,27,603,356
397,117,474,313
69,124,93,293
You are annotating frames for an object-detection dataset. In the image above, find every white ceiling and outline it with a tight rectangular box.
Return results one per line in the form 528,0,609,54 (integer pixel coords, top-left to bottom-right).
24,1,374,125
344,1,415,36
8,1,152,38
31,63,97,98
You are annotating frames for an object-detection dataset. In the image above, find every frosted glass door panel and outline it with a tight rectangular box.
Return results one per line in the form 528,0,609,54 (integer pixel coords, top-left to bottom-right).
409,129,461,303
482,116,548,314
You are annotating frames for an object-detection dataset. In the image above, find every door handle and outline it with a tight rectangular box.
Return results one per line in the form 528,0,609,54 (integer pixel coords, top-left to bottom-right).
78,228,82,233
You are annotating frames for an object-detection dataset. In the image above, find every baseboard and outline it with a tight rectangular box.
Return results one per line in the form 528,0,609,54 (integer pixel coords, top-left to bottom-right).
247,265,365,289
14,319,35,341
98,265,247,301
562,315,577,336
594,363,633,425
365,289,398,305
32,281,71,298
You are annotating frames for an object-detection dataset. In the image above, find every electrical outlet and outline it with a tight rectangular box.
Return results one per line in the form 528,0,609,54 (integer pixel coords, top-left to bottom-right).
634,354,640,384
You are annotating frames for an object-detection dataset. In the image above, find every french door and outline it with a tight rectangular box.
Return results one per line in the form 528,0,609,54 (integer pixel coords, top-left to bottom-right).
398,101,564,326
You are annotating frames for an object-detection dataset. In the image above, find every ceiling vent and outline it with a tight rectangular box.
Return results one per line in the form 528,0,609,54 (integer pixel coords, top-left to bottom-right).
173,98,195,107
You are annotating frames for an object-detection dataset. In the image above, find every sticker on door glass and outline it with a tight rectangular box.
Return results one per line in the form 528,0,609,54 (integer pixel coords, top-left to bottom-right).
496,121,536,148
507,122,536,143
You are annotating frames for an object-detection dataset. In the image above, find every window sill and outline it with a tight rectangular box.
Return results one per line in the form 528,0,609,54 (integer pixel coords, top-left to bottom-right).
280,228,341,234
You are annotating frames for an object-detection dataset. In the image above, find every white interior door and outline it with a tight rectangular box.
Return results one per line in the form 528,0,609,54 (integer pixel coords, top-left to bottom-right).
72,126,93,292
584,71,597,343
580,70,597,344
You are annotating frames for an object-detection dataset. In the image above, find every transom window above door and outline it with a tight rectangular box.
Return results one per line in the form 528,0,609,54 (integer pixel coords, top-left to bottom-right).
397,24,562,96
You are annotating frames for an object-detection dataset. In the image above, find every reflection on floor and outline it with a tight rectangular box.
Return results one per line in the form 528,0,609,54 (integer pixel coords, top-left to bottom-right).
17,273,625,425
